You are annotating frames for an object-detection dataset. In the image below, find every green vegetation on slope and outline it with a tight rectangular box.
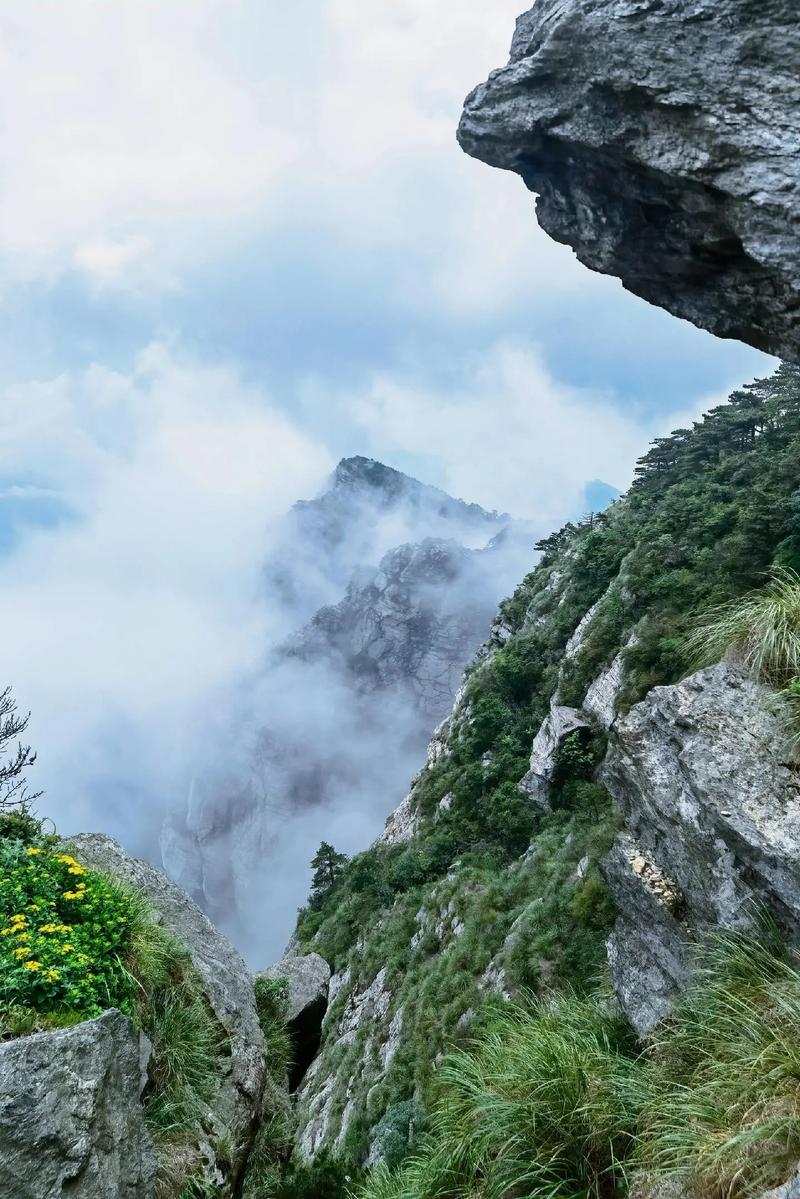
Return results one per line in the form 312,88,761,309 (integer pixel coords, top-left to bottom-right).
289,364,800,1174
362,929,800,1199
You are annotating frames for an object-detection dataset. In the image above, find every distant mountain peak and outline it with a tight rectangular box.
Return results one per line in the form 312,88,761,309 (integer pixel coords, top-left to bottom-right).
316,455,508,526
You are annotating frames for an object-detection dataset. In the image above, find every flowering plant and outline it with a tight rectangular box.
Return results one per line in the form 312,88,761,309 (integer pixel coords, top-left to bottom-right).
0,841,136,1017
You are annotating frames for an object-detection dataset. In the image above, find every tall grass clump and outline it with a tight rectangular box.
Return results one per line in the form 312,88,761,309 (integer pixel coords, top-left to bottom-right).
125,911,222,1153
686,567,800,686
254,975,293,1080
361,992,640,1199
640,929,800,1198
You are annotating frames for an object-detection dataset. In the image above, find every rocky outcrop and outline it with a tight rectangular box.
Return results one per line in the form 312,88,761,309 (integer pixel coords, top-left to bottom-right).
0,1009,157,1199
601,663,800,1033
161,462,531,938
376,792,419,846
260,953,331,1090
66,834,265,1193
295,966,398,1158
458,0,800,362
518,704,589,810
260,953,331,1024
583,634,638,730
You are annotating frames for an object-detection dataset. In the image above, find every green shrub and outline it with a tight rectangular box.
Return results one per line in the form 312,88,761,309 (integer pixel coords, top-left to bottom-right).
370,1100,428,1171
0,809,52,846
359,929,800,1199
277,1150,357,1199
0,841,138,1019
360,993,639,1199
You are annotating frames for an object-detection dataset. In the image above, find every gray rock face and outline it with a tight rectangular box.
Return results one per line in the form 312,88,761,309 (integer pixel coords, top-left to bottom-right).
518,704,589,810
66,834,265,1193
260,953,331,1024
0,1009,157,1199
601,663,800,1032
458,0,800,361
376,791,419,847
295,966,396,1158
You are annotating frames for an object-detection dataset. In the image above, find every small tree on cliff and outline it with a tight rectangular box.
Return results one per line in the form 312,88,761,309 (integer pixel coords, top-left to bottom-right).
309,841,348,908
0,687,40,811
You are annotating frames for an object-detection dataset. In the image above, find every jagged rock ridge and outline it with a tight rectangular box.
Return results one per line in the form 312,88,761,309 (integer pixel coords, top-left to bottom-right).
458,0,800,361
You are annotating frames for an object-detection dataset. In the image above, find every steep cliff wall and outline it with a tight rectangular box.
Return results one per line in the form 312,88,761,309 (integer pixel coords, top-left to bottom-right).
458,0,800,361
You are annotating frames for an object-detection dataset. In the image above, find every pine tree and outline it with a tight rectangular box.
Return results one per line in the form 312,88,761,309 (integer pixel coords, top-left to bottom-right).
309,841,348,908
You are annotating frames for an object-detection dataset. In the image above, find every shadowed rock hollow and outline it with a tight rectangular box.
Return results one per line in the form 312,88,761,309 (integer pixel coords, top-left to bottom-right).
458,0,800,361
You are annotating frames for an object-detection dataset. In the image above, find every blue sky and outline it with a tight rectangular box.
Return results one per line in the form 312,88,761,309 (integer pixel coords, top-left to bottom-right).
0,0,773,838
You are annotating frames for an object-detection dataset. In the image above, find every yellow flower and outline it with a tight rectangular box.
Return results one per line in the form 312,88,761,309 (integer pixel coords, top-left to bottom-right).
26,848,43,856
12,946,31,960
43,968,61,983
23,960,42,972
62,891,84,901
59,944,75,953
67,865,86,876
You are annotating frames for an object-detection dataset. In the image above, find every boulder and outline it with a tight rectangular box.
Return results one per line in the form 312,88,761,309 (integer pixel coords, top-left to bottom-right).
65,834,265,1194
259,953,331,1091
259,953,331,1025
458,0,800,362
0,1009,157,1199
601,663,800,1032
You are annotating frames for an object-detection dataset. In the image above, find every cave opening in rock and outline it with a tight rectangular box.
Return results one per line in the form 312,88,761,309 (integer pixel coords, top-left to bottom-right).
289,996,328,1092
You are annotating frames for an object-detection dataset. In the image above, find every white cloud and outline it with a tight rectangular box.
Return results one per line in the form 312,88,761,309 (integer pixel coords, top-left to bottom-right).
0,1,296,288
346,341,715,525
0,0,590,312
0,344,332,837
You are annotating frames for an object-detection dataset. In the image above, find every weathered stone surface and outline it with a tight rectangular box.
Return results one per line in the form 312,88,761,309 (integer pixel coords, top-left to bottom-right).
601,663,800,1032
519,704,589,809
604,834,691,1033
0,1010,157,1199
259,953,331,1024
761,1167,800,1199
458,0,800,361
582,632,638,729
295,966,396,1158
376,792,418,847
66,834,265,1193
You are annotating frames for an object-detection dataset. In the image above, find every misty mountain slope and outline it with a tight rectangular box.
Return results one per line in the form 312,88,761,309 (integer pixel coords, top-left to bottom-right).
287,536,515,718
160,459,534,960
264,456,510,626
287,364,800,1173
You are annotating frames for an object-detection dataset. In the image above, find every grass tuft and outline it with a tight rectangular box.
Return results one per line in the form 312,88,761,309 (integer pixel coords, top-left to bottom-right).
685,567,800,687
358,929,800,1199
360,991,638,1199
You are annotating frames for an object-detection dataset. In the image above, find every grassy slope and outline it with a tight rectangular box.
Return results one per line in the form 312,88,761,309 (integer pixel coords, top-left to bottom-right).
291,365,800,1171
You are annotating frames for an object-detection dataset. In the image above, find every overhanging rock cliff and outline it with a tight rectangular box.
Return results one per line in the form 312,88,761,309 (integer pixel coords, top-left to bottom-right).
458,0,800,361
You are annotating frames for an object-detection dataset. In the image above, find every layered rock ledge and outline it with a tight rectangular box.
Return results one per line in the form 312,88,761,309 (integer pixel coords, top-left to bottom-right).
458,0,800,361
